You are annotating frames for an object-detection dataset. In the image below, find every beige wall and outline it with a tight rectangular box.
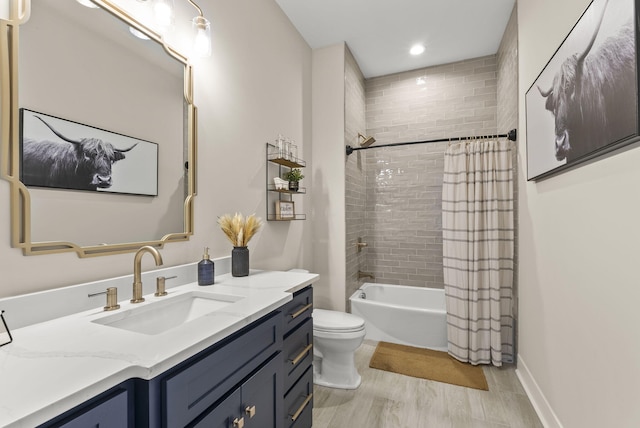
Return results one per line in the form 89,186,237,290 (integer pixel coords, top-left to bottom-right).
310,43,347,311
518,0,640,426
0,0,313,298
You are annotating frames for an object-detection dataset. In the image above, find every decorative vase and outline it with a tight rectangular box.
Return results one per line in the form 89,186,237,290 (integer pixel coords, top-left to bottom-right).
288,181,299,192
232,246,249,277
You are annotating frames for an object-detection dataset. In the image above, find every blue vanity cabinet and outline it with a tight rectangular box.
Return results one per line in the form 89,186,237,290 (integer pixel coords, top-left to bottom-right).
281,286,313,428
37,286,316,428
36,381,134,428
160,310,283,427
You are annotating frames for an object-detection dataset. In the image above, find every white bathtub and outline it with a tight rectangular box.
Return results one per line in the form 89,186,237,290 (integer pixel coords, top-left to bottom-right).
349,283,447,351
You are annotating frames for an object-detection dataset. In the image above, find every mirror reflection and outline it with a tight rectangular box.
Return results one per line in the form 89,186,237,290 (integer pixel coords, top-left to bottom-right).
12,0,192,250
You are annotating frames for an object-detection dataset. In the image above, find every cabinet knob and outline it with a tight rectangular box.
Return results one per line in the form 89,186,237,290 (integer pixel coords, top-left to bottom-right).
233,417,245,428
245,405,256,418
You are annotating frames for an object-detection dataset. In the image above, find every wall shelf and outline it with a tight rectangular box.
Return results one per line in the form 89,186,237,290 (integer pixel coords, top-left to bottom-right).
266,155,306,169
267,214,307,221
266,143,306,221
267,184,306,194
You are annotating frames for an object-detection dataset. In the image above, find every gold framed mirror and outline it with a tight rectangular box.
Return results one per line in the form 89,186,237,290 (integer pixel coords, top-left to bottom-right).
0,0,196,257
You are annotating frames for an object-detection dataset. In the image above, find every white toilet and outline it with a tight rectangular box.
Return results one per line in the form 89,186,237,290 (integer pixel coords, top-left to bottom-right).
312,309,366,389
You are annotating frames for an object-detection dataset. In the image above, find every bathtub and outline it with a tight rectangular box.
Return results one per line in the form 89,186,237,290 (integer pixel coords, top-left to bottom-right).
349,283,447,351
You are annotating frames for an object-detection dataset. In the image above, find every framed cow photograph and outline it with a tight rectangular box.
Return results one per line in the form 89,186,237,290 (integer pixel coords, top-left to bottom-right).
19,109,158,196
525,0,639,180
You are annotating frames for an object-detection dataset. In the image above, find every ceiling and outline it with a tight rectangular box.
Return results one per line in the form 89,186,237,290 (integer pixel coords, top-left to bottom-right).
275,0,516,78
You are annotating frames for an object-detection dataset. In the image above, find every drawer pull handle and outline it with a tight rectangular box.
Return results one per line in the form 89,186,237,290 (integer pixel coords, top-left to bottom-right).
245,405,256,418
289,344,313,366
290,303,312,319
290,393,313,422
233,416,245,428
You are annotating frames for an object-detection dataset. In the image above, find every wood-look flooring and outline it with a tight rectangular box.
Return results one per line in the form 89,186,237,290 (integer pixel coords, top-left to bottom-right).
312,341,543,428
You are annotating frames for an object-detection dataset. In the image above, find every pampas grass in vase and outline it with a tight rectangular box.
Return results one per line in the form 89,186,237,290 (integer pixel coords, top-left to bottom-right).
218,213,263,277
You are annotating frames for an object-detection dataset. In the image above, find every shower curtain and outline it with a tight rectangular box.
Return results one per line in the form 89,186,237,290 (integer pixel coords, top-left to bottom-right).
442,139,514,366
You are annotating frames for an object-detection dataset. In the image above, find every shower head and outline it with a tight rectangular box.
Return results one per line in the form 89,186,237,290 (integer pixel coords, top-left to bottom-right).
358,133,376,148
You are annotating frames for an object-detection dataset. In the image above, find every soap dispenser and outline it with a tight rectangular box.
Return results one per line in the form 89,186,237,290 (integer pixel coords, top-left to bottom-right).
198,247,215,286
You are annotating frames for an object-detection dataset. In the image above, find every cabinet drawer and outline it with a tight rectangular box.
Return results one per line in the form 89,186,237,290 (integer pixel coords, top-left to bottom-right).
282,286,313,334
283,317,313,394
284,366,313,428
164,313,282,428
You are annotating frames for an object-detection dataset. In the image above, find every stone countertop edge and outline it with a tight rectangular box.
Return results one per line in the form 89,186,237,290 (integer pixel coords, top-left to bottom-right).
0,269,319,428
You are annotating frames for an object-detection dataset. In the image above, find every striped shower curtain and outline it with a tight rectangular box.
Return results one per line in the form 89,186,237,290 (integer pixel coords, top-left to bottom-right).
442,139,514,366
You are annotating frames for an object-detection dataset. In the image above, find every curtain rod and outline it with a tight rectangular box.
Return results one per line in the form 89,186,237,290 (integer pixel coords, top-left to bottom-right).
345,128,517,156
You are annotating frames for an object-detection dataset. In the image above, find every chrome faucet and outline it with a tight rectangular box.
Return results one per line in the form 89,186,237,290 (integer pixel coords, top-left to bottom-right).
131,246,163,303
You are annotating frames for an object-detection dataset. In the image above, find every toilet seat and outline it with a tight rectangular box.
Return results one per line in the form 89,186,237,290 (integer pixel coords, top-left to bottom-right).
313,309,365,333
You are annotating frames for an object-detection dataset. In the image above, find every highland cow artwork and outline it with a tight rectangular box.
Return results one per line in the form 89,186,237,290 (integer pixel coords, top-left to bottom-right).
525,0,639,180
20,109,158,196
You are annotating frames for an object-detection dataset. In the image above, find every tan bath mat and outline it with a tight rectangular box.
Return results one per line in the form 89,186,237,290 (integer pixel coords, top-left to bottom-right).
369,341,488,391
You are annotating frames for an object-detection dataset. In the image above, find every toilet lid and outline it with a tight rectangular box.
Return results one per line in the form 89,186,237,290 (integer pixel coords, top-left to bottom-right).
313,309,365,332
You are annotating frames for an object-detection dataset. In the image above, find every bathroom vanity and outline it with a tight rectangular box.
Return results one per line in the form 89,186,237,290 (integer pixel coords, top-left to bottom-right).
0,267,317,428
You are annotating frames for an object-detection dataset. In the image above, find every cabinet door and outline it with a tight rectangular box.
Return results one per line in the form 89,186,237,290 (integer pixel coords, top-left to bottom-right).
242,354,283,428
164,314,281,427
192,354,283,428
192,389,242,428
56,389,128,428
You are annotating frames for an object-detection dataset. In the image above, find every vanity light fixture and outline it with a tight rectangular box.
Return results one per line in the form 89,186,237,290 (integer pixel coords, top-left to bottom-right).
77,0,210,57
410,44,425,56
153,0,175,34
188,0,211,57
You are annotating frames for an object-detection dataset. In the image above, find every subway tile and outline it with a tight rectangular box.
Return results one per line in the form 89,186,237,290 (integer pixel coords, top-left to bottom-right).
346,52,515,308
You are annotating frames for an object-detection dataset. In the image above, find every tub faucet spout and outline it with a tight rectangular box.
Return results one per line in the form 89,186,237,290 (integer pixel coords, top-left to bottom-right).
131,246,163,303
357,270,375,280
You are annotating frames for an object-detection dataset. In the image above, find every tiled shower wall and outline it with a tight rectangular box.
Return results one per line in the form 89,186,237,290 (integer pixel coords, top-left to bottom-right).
344,6,518,300
363,56,499,288
344,46,367,306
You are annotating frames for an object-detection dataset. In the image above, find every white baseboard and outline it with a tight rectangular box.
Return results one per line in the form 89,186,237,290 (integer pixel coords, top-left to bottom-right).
515,355,564,428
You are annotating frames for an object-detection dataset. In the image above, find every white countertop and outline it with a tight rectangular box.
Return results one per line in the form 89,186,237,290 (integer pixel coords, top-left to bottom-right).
0,269,318,428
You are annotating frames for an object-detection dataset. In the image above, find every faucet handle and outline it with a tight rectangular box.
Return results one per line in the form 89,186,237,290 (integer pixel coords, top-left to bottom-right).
88,287,120,311
356,237,368,252
155,275,177,297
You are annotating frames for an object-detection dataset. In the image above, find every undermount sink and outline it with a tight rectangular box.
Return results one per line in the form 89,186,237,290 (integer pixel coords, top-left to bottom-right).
92,291,244,335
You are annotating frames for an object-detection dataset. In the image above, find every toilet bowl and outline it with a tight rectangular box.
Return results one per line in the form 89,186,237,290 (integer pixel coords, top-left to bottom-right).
313,309,365,389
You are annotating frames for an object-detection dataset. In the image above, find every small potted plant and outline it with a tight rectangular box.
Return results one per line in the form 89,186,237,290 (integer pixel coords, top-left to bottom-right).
283,168,304,192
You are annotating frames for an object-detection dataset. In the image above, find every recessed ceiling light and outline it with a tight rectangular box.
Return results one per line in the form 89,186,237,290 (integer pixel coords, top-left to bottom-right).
410,44,425,56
